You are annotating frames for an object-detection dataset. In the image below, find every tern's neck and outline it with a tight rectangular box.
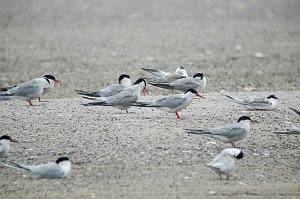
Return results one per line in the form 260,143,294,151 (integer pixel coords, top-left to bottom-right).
58,161,72,176
0,139,10,149
239,120,251,129
120,78,131,87
269,98,278,105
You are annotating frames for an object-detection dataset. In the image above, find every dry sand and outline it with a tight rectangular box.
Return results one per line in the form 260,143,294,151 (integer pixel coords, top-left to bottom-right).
0,91,300,199
0,0,300,198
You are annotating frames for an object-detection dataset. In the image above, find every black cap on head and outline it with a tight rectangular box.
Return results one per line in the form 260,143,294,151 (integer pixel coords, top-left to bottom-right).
56,157,70,164
43,75,56,80
179,66,184,69
237,116,251,123
0,135,12,140
193,73,204,79
133,78,147,86
236,151,243,159
267,95,278,100
185,89,197,94
119,74,130,82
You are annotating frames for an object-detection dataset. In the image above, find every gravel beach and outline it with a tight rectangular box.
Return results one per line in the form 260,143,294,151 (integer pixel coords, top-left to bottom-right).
1,91,300,199
0,0,299,198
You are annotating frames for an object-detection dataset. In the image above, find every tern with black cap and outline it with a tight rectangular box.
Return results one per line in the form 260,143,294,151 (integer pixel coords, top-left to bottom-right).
206,148,244,180
186,116,255,147
4,157,72,178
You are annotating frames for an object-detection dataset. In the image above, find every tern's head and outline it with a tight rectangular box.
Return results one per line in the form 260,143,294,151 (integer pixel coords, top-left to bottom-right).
237,116,252,123
119,74,131,87
185,89,205,99
175,66,188,77
44,75,61,84
222,148,243,160
267,95,278,100
133,78,148,95
56,157,72,176
0,135,17,143
193,73,204,79
133,78,147,87
56,157,71,164
119,74,130,83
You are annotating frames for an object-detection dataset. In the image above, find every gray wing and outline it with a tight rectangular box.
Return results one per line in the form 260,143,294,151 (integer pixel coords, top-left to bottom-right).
141,67,170,77
31,163,64,178
245,99,272,108
153,96,186,109
210,125,247,139
169,78,200,91
106,92,138,106
14,85,40,96
100,84,125,97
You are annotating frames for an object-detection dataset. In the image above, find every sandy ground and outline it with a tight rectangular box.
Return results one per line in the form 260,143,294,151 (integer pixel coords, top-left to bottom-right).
0,91,300,199
0,0,300,198
0,0,299,97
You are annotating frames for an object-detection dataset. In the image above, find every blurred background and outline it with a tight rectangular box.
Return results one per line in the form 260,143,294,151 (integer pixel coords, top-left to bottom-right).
0,0,299,98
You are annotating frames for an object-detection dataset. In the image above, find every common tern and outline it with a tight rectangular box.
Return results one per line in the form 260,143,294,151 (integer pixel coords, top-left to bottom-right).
39,75,61,101
142,66,188,83
0,135,18,158
0,75,61,106
133,89,204,119
186,116,254,147
148,73,206,92
82,78,147,113
75,74,131,97
4,157,72,178
225,94,278,110
206,148,243,180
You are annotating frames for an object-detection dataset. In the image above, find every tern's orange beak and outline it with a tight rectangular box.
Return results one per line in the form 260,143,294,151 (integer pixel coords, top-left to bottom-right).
251,119,257,123
196,92,205,99
54,80,62,84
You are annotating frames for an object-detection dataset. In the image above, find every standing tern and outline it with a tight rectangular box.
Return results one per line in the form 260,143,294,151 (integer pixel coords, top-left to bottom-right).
0,75,61,106
4,157,72,178
148,73,206,92
186,116,254,147
225,94,278,110
133,89,204,119
82,78,147,113
142,66,188,83
75,74,131,97
206,148,243,180
0,135,18,158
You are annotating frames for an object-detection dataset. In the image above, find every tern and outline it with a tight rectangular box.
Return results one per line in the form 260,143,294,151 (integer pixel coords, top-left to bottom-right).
186,116,254,147
75,74,131,97
142,66,188,83
0,135,18,158
4,157,72,178
0,75,61,106
206,148,243,180
133,89,204,119
148,73,206,92
225,94,278,110
82,78,147,113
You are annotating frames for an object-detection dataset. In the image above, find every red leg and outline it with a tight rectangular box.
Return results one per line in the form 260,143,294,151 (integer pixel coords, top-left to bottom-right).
126,109,129,113
28,101,33,106
38,97,41,102
231,142,236,147
176,112,183,120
